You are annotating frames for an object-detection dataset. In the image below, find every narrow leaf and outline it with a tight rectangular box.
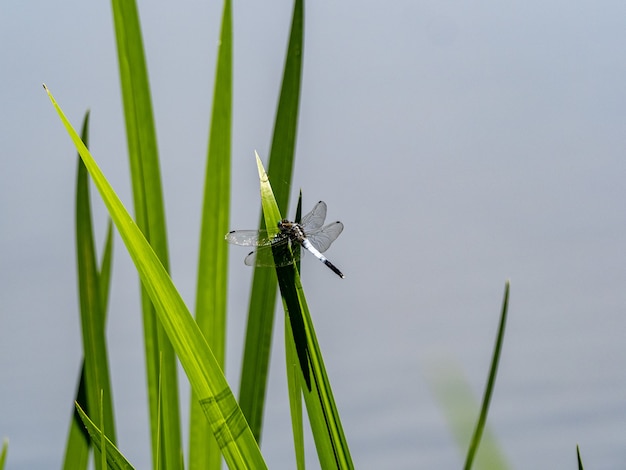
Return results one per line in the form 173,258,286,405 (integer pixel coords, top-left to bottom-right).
464,281,510,470
75,403,135,470
74,111,117,469
189,1,232,468
576,445,585,470
63,112,94,470
109,1,182,467
285,318,305,470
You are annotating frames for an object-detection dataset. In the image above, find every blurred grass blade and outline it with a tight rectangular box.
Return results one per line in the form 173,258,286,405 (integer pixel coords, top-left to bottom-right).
76,403,134,470
464,281,510,470
239,0,304,442
0,439,7,470
45,85,267,469
576,445,584,470
74,111,117,469
428,362,509,469
110,0,182,467
256,154,354,469
189,1,232,468
64,113,116,470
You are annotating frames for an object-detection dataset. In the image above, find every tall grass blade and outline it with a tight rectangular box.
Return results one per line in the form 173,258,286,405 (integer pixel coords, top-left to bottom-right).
45,85,267,469
464,281,510,470
74,111,117,469
63,112,93,470
285,190,304,469
239,0,304,442
256,154,354,469
75,403,134,470
189,1,232,468
64,113,116,470
109,1,182,467
285,316,305,470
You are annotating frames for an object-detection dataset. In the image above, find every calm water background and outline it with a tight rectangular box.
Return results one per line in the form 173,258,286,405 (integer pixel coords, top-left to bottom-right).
2,1,626,468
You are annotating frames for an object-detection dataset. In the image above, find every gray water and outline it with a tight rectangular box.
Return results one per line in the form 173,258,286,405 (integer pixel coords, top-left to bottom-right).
2,1,626,468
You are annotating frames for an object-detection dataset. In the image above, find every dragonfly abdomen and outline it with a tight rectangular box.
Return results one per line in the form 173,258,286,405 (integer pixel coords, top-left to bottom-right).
301,238,345,279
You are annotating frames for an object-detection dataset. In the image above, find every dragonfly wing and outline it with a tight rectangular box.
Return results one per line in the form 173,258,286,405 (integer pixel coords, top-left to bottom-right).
300,201,327,232
306,221,344,253
225,229,273,247
244,242,301,267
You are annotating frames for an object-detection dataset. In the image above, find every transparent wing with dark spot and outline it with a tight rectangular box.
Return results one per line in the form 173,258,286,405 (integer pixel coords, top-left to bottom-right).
306,221,344,253
225,229,276,247
299,200,327,232
244,241,301,267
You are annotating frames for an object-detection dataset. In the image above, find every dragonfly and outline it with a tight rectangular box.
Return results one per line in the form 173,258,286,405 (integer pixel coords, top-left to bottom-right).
225,200,345,278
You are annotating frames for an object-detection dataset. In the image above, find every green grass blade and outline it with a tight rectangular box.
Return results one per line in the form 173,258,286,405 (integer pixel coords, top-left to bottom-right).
189,1,232,468
64,219,114,470
238,0,304,441
76,403,135,470
109,1,182,467
0,439,8,470
63,367,90,470
256,154,354,469
576,445,585,470
63,112,93,470
99,221,114,312
99,391,107,470
294,191,303,274
287,190,305,469
64,113,116,470
285,317,305,470
74,112,117,469
464,281,510,470
45,85,267,469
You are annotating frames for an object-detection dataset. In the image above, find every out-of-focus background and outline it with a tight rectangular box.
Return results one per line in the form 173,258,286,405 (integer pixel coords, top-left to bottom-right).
2,1,626,468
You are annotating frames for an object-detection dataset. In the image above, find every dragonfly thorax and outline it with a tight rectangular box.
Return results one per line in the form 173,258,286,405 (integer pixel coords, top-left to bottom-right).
278,220,306,241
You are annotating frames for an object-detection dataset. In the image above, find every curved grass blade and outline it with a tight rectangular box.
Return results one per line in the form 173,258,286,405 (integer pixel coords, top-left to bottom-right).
464,281,510,470
75,403,134,470
74,112,117,469
45,85,267,469
256,154,354,469
239,0,304,442
189,1,232,468
110,1,181,466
